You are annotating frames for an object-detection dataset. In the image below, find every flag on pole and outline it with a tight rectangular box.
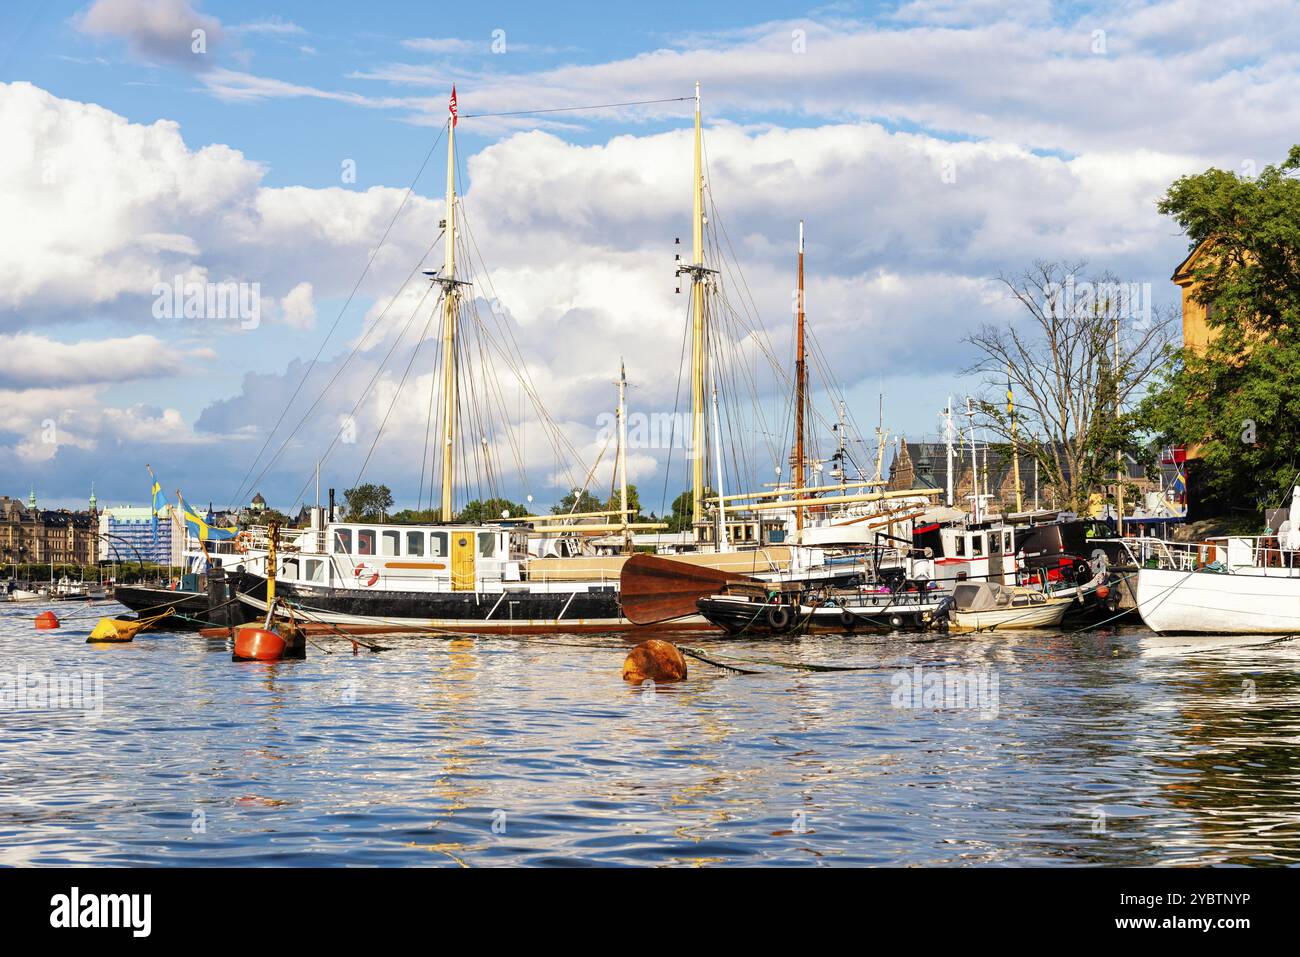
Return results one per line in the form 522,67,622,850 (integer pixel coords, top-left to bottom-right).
449,85,457,127
147,465,162,546
178,494,237,542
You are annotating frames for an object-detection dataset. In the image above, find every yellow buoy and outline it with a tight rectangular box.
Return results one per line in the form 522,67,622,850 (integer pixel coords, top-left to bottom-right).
86,607,175,644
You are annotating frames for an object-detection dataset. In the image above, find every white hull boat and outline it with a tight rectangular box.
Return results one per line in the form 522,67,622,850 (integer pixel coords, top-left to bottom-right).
1137,566,1300,635
946,580,1073,632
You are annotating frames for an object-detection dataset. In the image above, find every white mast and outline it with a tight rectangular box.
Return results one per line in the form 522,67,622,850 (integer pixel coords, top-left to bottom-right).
617,359,632,555
965,397,979,523
946,397,956,509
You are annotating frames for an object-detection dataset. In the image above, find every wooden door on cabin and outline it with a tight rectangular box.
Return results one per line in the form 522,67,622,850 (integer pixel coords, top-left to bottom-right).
450,532,475,591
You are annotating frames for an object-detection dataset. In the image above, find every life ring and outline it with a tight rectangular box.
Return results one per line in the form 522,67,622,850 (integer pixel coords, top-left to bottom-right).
353,563,380,588
234,531,254,553
765,603,792,631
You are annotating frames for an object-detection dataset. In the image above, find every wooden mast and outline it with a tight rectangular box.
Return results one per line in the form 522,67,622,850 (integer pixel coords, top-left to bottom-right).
427,88,468,522
689,81,706,527
793,220,807,533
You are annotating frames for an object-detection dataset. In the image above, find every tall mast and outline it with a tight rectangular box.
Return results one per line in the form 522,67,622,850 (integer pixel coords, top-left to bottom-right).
426,88,469,522
1008,365,1023,513
966,397,979,523
793,220,807,533
617,359,631,555
1114,317,1124,535
944,398,954,508
440,93,458,521
710,361,728,550
689,81,706,526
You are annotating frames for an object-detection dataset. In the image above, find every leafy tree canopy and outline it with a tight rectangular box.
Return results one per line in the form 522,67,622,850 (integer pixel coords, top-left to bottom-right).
1142,146,1300,514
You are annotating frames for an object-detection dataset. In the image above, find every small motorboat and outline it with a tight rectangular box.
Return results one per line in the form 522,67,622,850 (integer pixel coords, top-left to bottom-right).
944,580,1073,632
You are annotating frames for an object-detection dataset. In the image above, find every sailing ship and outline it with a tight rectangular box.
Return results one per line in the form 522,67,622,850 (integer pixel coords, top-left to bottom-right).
125,85,892,635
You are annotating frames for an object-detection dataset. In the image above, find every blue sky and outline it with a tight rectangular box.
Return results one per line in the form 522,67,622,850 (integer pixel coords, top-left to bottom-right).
1,0,1295,513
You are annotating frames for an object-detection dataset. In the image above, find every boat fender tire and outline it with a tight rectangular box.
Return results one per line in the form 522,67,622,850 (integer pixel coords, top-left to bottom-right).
839,608,857,631
889,614,905,629
765,604,792,632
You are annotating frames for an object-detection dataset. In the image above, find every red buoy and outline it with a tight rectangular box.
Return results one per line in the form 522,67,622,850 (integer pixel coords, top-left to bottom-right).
233,627,286,661
34,611,60,630
1095,585,1111,601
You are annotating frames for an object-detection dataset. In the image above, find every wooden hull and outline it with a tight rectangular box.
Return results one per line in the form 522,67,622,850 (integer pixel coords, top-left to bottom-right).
1137,567,1300,634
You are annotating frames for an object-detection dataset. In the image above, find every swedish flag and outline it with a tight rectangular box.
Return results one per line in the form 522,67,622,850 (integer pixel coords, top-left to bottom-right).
150,480,162,545
179,494,237,542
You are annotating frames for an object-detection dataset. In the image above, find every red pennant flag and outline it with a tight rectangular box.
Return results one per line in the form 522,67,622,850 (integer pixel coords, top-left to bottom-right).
449,85,457,127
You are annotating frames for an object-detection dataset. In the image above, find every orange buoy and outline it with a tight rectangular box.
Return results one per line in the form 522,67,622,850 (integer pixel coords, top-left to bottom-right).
34,611,60,630
622,638,687,684
1095,585,1111,601
233,626,286,661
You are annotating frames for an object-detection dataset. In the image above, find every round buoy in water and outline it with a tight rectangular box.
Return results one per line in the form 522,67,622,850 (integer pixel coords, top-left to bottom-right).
622,639,687,684
34,611,59,630
233,627,286,661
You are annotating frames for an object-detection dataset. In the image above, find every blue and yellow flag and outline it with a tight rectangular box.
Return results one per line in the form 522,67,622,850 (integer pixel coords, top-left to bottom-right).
179,494,237,542
150,480,162,544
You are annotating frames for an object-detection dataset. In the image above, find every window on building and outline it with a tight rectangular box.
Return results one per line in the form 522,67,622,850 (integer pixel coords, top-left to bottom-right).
333,529,352,554
478,532,496,558
381,530,400,557
305,559,325,583
356,529,376,556
406,531,425,557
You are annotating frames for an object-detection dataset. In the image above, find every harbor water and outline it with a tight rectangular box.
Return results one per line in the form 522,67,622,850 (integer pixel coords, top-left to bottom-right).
2,600,1299,866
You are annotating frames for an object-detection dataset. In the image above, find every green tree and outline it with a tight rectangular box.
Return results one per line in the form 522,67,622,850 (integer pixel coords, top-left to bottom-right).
457,498,528,523
665,488,711,532
550,488,603,515
1142,146,1300,516
342,484,394,522
390,507,442,523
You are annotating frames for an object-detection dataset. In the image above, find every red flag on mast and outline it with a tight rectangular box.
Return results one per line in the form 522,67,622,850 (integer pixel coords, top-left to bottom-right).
449,85,457,127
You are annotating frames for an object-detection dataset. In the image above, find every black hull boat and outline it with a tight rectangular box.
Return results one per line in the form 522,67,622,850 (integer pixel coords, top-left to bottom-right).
697,588,947,636
232,577,646,635
112,584,216,630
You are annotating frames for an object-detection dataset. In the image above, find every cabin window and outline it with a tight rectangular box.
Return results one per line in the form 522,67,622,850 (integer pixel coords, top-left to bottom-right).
1004,532,1012,552
478,532,497,558
990,534,1001,555
955,537,965,557
972,535,984,556
333,529,352,554
356,529,376,556
305,559,325,583
381,530,400,557
430,531,448,558
406,532,425,557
